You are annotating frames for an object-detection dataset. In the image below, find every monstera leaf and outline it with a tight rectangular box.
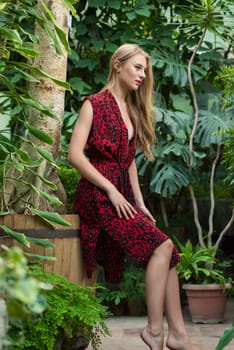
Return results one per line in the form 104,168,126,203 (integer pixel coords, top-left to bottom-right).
195,108,234,147
156,108,191,135
150,159,194,197
151,49,207,86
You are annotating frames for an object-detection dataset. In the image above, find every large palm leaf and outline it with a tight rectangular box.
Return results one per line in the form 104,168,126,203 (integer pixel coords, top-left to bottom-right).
150,159,194,197
195,108,234,147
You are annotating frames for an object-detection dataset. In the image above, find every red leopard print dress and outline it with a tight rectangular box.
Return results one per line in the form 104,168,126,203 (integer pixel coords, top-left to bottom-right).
74,89,180,283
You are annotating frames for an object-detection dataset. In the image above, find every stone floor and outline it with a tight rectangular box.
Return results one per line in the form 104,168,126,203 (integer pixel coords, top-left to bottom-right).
88,298,234,350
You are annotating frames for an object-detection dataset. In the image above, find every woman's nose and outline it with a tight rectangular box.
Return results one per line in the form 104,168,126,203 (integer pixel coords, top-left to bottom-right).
140,70,145,79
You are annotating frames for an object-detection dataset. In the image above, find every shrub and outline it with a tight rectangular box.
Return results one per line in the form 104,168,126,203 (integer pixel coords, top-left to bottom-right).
8,268,109,350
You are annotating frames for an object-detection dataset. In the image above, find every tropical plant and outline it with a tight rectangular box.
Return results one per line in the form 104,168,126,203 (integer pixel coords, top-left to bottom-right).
7,267,109,350
64,0,234,289
216,65,234,189
183,0,234,258
67,0,234,231
176,240,233,286
139,1,233,262
0,0,76,224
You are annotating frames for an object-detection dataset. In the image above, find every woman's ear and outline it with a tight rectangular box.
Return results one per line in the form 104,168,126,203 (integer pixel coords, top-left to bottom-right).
113,59,121,73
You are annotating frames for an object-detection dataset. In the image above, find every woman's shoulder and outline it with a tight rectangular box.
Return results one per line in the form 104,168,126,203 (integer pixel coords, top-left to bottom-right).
86,88,109,104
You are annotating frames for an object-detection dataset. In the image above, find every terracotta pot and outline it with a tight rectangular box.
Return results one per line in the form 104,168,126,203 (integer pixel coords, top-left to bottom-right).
183,283,231,324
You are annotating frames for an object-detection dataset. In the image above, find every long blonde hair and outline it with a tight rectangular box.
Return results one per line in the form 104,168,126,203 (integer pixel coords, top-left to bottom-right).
107,43,156,161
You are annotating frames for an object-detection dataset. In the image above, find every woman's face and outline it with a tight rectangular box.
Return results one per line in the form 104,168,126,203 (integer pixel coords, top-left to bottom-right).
117,53,147,91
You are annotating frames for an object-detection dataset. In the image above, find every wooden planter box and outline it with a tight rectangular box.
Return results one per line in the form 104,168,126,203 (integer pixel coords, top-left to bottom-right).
0,214,97,286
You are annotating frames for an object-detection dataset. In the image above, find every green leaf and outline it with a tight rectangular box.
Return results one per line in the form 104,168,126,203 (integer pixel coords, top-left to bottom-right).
156,108,191,135
25,123,54,145
13,62,70,90
0,3,7,10
135,6,152,17
14,148,30,163
25,252,56,261
215,326,234,349
108,0,121,10
0,225,30,247
30,184,63,206
70,77,92,94
21,97,56,119
62,0,77,15
150,160,194,196
28,294,48,313
10,278,38,304
10,154,24,173
14,66,39,82
89,0,105,6
196,109,232,147
22,158,44,168
0,27,22,44
34,146,58,167
54,24,71,53
152,50,188,87
27,237,55,248
30,169,57,189
29,208,71,227
156,141,190,164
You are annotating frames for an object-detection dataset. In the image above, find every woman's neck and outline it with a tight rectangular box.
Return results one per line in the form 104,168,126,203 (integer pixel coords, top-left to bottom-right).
109,85,127,104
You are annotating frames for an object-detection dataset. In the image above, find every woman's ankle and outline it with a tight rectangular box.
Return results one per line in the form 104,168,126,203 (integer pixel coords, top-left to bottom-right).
141,326,164,350
147,323,164,337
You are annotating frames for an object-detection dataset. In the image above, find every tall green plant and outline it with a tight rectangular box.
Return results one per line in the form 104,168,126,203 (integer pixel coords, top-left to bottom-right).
64,1,234,245
181,0,234,254
67,0,232,197
0,0,75,225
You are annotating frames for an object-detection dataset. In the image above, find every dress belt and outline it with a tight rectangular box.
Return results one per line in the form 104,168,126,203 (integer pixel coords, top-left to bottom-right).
121,168,128,189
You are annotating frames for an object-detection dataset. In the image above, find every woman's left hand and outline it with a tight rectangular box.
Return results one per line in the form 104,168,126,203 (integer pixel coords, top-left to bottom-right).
138,206,156,224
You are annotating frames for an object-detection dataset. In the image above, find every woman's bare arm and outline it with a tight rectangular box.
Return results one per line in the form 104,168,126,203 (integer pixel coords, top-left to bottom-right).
68,100,114,192
128,160,155,222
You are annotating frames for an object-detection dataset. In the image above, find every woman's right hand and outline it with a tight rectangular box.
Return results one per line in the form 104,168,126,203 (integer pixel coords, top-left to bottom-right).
106,185,137,220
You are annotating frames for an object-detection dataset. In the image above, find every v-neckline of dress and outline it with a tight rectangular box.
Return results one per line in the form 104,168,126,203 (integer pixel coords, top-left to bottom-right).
108,90,135,143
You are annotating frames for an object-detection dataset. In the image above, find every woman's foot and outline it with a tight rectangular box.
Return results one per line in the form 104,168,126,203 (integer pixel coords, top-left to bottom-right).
166,331,193,350
140,326,164,350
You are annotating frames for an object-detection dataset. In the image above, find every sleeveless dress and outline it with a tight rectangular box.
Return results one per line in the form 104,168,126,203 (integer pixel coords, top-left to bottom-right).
74,89,180,283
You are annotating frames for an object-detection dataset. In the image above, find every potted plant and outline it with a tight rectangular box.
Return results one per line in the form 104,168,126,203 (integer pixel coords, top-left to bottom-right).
176,240,233,323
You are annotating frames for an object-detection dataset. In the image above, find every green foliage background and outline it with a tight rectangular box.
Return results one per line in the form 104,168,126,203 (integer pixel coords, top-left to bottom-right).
65,0,234,199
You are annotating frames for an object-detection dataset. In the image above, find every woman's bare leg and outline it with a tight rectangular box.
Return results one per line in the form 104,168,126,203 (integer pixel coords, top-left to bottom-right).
141,239,174,350
165,267,193,350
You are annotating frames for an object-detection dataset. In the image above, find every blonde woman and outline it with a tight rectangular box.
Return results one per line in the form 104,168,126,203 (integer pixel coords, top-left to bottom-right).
68,44,192,350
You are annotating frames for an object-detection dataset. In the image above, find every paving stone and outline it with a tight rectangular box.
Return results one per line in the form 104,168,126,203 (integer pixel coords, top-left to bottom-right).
88,298,234,350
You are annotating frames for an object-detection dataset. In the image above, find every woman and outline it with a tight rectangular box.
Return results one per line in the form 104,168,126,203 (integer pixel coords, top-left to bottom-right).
68,43,192,350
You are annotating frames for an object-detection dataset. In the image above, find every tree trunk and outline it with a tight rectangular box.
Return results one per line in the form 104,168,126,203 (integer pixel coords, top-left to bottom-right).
3,0,69,213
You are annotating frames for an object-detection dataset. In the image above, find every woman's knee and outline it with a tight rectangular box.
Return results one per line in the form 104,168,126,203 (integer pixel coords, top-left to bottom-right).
153,239,174,258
